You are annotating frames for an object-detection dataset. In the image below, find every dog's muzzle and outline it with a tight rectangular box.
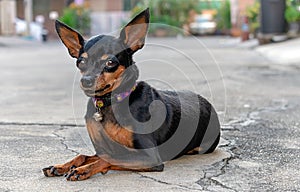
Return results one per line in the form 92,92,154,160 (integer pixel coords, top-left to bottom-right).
81,76,94,88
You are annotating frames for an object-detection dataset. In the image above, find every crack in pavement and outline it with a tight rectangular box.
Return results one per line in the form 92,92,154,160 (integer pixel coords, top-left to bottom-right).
197,99,291,191
52,127,80,155
136,172,202,191
209,156,237,192
0,121,82,156
0,121,84,127
196,145,238,192
195,117,245,191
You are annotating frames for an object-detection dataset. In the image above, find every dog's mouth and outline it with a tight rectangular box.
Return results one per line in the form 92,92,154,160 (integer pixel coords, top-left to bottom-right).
83,84,111,97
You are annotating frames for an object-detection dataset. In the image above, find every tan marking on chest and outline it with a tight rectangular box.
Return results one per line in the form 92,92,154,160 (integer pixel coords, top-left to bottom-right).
103,122,134,148
86,119,102,144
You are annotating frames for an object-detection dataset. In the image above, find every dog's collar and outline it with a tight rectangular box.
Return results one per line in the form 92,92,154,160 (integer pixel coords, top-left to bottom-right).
92,83,137,122
92,83,137,110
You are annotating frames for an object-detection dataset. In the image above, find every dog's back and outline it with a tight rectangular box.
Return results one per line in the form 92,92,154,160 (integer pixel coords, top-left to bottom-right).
159,89,220,158
129,82,220,159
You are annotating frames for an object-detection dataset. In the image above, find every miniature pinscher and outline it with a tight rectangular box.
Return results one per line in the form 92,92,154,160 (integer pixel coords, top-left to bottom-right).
42,8,220,181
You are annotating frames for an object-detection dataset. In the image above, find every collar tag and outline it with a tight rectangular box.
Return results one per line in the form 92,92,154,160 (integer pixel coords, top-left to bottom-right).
93,111,103,122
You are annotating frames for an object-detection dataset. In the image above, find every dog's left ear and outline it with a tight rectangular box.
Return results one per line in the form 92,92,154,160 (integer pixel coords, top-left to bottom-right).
119,8,149,53
55,20,85,58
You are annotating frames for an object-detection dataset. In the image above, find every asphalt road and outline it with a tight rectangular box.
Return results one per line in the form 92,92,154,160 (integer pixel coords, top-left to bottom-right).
0,36,299,191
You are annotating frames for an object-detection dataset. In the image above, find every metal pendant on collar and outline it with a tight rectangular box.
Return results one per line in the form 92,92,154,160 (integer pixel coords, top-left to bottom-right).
93,109,103,122
93,99,104,121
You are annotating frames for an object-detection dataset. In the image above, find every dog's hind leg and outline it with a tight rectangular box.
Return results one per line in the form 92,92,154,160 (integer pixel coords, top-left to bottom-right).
42,154,100,177
203,133,220,154
186,147,204,155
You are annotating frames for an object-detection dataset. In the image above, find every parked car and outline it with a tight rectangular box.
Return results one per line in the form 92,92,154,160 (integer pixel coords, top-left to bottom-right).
189,14,217,35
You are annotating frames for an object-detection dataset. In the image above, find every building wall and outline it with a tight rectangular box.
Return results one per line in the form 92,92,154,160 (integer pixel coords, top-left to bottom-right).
89,0,123,12
230,0,255,36
15,0,127,38
0,0,17,35
89,0,129,36
238,0,255,16
16,0,24,19
106,0,123,11
33,0,66,39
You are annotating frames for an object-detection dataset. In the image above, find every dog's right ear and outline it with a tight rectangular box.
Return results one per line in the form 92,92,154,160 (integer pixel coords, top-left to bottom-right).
119,8,149,53
55,20,85,58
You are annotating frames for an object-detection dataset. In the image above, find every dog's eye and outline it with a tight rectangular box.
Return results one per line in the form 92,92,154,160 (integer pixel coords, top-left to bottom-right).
102,56,119,72
77,59,87,71
105,60,117,67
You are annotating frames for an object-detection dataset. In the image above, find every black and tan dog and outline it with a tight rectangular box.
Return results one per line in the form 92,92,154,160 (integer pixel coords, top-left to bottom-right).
43,8,220,181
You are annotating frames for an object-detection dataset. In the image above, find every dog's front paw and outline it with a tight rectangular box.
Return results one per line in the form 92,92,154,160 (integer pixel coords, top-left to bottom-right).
65,167,108,181
65,168,89,181
42,165,70,177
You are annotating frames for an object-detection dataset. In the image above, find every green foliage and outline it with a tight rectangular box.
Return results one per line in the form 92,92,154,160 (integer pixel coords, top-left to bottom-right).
60,3,91,35
132,0,199,28
285,2,300,23
246,1,260,33
131,0,202,36
60,7,77,28
216,0,231,30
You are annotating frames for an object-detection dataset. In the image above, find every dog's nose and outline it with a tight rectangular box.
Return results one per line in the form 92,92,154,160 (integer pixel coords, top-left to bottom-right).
81,76,94,88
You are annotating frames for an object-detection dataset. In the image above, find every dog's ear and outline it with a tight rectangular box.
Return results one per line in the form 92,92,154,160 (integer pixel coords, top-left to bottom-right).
55,20,85,58
119,8,149,52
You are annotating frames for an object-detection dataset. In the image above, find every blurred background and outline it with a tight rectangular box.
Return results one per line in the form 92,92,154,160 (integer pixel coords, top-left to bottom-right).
1,1,300,191
0,0,299,44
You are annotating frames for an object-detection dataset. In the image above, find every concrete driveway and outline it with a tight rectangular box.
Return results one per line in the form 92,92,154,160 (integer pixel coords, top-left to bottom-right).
0,36,299,191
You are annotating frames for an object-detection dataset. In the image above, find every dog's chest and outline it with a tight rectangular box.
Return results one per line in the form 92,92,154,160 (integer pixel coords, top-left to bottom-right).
86,118,134,149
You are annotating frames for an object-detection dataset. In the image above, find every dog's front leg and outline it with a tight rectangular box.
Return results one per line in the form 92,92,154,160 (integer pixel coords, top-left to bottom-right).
42,154,99,177
65,159,164,181
65,158,110,181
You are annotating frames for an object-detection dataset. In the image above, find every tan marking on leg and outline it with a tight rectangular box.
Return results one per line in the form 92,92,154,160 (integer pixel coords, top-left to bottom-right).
67,158,111,181
42,154,100,177
66,157,164,181
186,147,203,155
